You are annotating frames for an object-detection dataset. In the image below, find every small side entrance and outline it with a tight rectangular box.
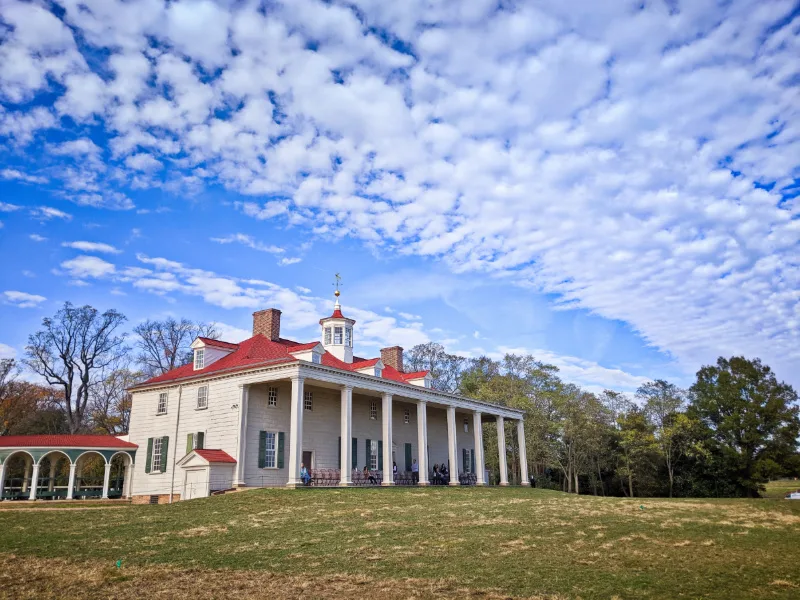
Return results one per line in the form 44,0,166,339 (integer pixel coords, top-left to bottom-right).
302,451,313,469
184,469,207,500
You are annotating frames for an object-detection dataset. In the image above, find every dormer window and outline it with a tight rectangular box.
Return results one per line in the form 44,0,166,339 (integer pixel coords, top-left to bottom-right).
334,326,343,344
374,367,382,377
194,348,205,370
312,353,321,364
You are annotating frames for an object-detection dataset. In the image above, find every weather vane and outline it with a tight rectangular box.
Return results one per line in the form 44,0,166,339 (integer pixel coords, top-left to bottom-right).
333,273,342,297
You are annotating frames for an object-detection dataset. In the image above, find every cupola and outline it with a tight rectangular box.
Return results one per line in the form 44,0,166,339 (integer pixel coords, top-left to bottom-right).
319,288,355,363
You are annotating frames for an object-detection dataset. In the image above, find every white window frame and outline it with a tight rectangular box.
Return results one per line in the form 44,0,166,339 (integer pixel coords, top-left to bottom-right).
404,409,410,424
263,431,277,469
192,432,203,450
197,386,208,410
268,387,278,407
370,401,377,420
194,348,205,370
304,391,313,411
312,353,321,364
324,327,331,345
374,367,382,377
345,327,352,347
157,392,168,415
463,418,469,433
370,440,378,470
152,437,162,472
334,326,343,344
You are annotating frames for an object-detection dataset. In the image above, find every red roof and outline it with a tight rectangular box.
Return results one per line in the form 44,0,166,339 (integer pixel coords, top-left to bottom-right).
194,449,236,463
131,333,429,390
198,337,239,350
0,435,138,449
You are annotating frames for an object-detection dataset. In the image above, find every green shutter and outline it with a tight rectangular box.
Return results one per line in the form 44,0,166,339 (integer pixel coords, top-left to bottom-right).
197,432,204,450
471,449,475,474
338,436,341,469
365,439,371,469
463,449,468,474
378,440,383,471
258,431,266,469
352,437,357,470
404,443,412,472
145,438,153,473
277,432,285,468
186,433,193,455
160,436,169,473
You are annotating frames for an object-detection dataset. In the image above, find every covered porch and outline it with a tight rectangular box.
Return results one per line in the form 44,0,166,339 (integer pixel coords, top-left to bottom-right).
0,435,137,501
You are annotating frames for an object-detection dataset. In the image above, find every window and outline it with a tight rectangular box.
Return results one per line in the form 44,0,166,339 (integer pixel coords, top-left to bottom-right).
404,409,410,424
464,418,469,433
345,327,352,347
324,327,331,345
304,391,313,411
370,401,377,420
312,352,321,364
370,440,378,470
197,386,208,409
334,326,343,344
157,392,168,415
263,431,277,468
152,437,162,472
374,367,382,377
194,348,205,370
268,387,278,407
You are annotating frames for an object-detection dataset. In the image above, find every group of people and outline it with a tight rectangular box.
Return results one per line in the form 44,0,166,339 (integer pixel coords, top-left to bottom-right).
431,463,450,485
301,459,450,486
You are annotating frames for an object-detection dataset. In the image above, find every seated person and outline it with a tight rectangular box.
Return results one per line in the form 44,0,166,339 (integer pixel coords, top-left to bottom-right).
300,462,312,486
363,465,377,485
440,464,449,483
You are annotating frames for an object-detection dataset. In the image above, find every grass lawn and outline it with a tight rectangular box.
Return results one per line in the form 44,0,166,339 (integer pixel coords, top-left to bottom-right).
1,487,799,599
763,479,800,499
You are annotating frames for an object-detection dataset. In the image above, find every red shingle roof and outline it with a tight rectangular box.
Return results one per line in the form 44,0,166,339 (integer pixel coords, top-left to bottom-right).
194,449,236,463
197,337,239,350
0,435,138,449
131,333,429,390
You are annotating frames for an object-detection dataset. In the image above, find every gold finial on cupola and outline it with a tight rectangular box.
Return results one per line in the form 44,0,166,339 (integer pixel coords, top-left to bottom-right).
333,273,342,298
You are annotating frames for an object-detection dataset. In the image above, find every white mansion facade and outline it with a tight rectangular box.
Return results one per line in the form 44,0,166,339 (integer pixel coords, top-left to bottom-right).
126,295,528,502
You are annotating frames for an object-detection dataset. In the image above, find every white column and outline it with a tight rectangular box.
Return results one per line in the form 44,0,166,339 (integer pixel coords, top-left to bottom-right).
102,463,112,499
446,406,460,486
0,462,6,500
22,457,31,493
517,420,530,486
28,462,40,500
416,401,429,485
339,385,353,486
123,461,133,498
66,463,76,500
381,392,394,485
473,411,485,485
48,460,57,491
287,376,305,487
497,416,508,486
235,384,250,486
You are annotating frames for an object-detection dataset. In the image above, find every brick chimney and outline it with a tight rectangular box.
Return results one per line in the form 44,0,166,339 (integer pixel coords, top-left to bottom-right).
380,346,404,373
253,308,281,341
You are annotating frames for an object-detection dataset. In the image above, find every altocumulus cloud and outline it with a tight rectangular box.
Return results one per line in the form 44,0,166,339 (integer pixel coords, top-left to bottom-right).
0,0,798,378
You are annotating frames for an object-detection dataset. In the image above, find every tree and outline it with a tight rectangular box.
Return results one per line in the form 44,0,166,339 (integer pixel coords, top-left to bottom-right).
24,302,129,433
90,367,143,435
637,380,688,497
617,407,658,497
134,318,219,377
689,356,800,497
404,342,465,393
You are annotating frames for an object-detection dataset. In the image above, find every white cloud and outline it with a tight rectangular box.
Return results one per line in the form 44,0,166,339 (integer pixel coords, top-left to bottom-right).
278,257,302,266
295,286,312,294
1,202,22,212
0,343,16,359
0,167,47,184
60,255,116,278
29,234,47,242
211,321,252,344
30,206,71,220
1,0,798,384
210,233,284,254
62,241,122,254
2,290,46,308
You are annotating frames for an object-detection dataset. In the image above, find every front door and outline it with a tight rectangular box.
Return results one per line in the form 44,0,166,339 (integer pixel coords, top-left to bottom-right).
302,451,313,470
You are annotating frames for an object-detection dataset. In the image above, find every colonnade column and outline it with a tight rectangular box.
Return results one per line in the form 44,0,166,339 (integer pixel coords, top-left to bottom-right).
123,461,133,498
497,416,509,486
446,406,460,486
28,462,40,500
0,462,6,500
473,411,486,485
102,463,112,499
66,463,77,500
234,384,250,487
48,460,57,491
416,400,429,485
517,420,530,486
287,376,305,487
339,385,353,486
381,392,394,485
22,457,31,493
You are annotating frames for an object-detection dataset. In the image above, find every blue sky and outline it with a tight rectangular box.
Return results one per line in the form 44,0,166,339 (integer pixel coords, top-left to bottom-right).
0,0,798,393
